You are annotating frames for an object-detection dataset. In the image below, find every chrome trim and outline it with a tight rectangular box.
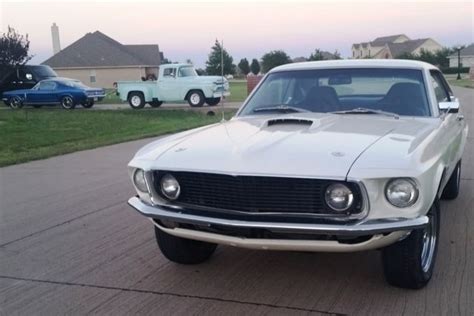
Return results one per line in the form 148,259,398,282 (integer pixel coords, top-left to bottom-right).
145,170,370,222
153,220,409,253
128,196,428,236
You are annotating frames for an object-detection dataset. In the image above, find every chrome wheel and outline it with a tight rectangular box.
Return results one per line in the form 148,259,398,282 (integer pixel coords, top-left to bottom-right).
190,93,201,105
61,96,74,109
9,96,23,109
131,95,141,107
421,212,437,273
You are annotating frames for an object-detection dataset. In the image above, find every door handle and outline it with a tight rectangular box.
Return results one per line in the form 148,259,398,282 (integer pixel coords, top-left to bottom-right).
456,115,464,121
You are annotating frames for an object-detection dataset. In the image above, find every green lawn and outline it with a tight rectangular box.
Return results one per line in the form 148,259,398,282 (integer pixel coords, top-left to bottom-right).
102,81,248,104
447,78,474,89
0,109,235,167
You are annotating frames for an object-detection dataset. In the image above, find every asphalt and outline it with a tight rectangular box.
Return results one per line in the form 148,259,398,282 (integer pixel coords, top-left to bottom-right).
0,87,473,315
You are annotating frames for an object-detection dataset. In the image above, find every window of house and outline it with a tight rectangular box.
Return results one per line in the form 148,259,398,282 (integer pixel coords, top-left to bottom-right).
90,70,96,83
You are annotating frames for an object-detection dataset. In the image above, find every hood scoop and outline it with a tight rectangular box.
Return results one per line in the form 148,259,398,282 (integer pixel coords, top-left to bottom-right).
267,118,313,127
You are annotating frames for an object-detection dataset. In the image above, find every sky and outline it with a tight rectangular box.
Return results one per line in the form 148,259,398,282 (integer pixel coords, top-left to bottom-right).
0,0,473,68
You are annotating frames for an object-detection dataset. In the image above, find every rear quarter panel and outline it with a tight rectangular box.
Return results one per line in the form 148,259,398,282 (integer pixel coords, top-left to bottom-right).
117,81,156,102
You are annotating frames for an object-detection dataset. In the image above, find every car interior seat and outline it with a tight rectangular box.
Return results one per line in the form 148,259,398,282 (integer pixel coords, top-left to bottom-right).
378,82,428,116
303,86,341,112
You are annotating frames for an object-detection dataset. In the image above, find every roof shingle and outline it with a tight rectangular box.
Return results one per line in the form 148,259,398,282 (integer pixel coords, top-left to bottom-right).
42,31,161,68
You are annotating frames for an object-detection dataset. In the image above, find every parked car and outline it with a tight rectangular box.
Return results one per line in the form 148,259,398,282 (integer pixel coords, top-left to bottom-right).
116,64,230,109
127,60,468,289
0,65,58,97
2,78,105,109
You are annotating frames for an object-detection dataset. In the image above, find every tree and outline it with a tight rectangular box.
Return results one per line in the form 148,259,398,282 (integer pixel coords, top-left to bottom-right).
250,58,260,75
0,26,32,84
261,50,292,73
308,49,342,61
238,58,250,76
185,59,193,65
308,49,325,61
205,40,236,75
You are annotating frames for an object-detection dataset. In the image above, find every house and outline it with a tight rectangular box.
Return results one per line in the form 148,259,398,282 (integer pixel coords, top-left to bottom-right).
42,30,164,88
352,34,442,59
448,44,474,68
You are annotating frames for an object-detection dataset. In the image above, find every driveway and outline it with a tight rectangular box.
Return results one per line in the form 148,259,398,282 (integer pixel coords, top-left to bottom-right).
0,87,472,315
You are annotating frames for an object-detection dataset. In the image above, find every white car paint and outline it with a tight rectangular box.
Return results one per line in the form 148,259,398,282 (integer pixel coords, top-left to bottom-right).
128,60,468,252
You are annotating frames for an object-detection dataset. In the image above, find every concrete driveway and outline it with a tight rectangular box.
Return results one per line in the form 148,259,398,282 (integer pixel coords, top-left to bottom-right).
0,87,473,315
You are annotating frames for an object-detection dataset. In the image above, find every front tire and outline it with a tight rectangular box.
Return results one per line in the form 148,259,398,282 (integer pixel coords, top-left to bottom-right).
154,226,217,264
187,90,205,107
441,161,461,200
205,97,221,106
382,201,440,289
9,96,24,109
128,92,145,109
60,96,76,109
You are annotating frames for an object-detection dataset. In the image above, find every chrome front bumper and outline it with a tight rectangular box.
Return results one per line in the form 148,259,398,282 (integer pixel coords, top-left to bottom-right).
128,197,428,252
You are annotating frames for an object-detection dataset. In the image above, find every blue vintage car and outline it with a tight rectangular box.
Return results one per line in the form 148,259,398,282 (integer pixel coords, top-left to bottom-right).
1,78,105,109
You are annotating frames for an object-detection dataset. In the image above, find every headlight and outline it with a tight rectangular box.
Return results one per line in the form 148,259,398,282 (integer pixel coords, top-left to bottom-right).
160,174,180,200
325,183,354,211
133,169,148,193
385,178,418,208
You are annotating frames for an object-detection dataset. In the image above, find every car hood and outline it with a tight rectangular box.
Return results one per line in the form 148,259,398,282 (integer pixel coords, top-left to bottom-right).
131,113,438,180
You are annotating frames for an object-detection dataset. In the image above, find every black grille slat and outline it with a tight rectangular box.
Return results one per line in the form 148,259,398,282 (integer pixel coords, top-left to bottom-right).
154,171,362,216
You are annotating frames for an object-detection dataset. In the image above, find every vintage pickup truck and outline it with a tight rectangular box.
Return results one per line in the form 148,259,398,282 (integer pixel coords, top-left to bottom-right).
116,64,230,109
127,60,468,289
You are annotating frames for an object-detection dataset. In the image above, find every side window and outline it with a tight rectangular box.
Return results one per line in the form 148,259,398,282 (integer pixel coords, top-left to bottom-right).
430,70,450,103
38,82,56,90
163,68,176,77
18,68,34,81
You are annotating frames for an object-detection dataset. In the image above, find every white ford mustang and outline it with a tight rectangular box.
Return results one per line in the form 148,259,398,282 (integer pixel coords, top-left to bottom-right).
127,60,468,289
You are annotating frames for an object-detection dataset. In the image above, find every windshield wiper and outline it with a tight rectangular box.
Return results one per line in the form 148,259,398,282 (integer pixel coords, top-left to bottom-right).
331,107,399,119
252,105,310,114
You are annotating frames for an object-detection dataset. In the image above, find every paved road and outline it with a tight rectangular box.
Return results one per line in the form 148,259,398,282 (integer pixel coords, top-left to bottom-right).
90,101,242,111
0,87,473,315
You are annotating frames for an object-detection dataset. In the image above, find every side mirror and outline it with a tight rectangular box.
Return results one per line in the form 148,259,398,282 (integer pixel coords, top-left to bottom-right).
439,98,459,114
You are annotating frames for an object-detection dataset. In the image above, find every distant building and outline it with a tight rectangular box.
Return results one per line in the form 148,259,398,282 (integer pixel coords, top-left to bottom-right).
352,34,442,59
448,44,474,68
42,30,164,88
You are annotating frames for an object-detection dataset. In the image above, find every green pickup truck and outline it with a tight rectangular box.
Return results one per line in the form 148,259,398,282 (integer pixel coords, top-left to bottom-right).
116,64,230,109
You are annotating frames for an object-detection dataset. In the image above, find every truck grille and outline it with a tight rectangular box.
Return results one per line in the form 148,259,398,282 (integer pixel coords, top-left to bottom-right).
153,171,363,216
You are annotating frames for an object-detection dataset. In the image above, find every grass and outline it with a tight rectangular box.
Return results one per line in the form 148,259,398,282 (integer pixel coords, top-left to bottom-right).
0,109,235,167
102,81,248,104
447,78,474,89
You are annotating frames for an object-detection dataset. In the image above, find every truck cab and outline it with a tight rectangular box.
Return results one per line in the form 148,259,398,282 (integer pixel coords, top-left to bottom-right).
116,64,230,109
0,65,58,96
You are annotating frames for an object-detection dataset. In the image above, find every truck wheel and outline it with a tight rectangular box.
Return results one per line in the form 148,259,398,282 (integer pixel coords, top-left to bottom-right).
187,91,205,107
128,92,145,109
60,96,76,109
82,100,94,108
154,226,217,264
382,200,440,289
441,161,461,200
205,97,221,106
9,96,24,109
149,100,163,108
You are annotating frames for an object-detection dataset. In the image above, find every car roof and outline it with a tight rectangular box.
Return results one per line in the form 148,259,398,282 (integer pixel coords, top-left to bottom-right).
40,77,79,83
270,59,439,73
161,63,192,68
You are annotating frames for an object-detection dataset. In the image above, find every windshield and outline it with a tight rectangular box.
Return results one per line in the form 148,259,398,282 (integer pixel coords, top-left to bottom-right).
240,68,430,117
179,66,198,77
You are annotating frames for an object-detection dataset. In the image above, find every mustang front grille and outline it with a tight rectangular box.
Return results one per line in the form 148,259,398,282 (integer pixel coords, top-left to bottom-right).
153,171,363,217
